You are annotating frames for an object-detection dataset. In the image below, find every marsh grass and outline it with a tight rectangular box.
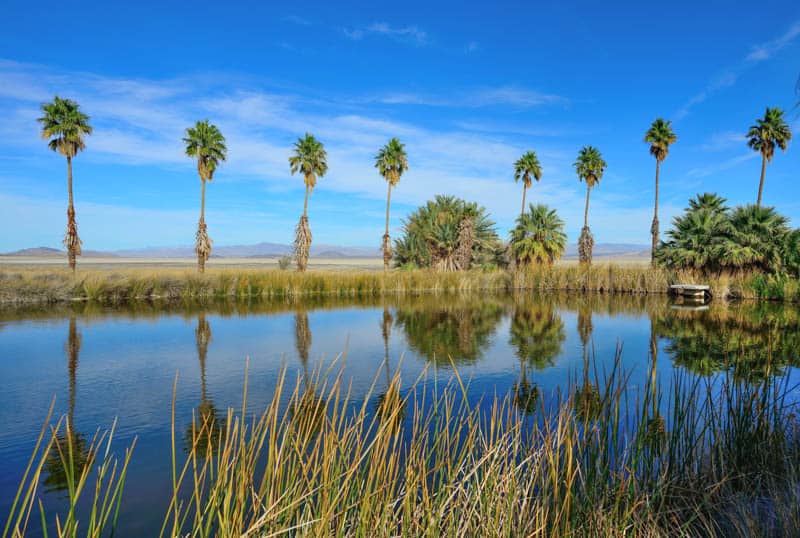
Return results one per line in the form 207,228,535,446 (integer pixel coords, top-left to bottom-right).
2,265,798,304
7,350,800,537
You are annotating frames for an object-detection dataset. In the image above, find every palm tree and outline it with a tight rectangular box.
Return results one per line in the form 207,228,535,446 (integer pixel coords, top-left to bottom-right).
183,120,227,273
375,138,409,271
573,146,607,265
393,195,501,271
289,134,328,272
513,151,543,218
747,107,792,206
37,97,92,272
644,119,677,264
509,204,567,266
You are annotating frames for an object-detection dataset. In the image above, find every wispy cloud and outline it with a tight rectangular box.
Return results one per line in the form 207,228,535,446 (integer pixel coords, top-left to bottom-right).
675,20,800,120
745,20,800,62
687,152,757,178
365,86,568,109
699,130,745,152
282,15,312,26
465,41,480,53
343,22,428,45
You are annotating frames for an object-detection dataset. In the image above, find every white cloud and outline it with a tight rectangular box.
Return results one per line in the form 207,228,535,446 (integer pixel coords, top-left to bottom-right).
675,19,800,120
343,22,428,45
699,131,745,152
365,86,568,109
745,21,800,62
687,152,758,178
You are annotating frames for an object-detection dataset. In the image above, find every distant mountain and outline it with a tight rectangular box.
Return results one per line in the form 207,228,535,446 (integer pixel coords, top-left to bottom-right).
3,242,649,261
563,243,650,260
2,242,381,259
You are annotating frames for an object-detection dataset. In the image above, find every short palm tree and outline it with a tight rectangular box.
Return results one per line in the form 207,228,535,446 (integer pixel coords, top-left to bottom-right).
183,120,227,273
375,138,408,271
509,204,567,266
644,118,677,264
573,146,607,265
513,151,542,218
747,107,792,206
37,97,92,272
289,134,328,271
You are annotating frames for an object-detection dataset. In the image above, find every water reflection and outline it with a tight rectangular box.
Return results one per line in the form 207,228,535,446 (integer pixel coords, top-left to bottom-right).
394,296,504,364
376,305,405,431
509,296,566,415
655,303,800,381
574,302,600,422
44,316,89,493
183,314,226,458
289,310,327,437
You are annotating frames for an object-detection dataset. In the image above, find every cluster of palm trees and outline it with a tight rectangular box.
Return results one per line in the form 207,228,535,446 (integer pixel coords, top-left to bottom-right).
38,95,793,273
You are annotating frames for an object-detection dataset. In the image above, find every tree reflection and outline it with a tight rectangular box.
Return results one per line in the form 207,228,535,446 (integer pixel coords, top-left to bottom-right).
509,297,565,415
656,303,800,381
395,297,504,365
44,316,89,493
573,302,600,422
184,313,226,458
375,305,405,431
289,310,327,437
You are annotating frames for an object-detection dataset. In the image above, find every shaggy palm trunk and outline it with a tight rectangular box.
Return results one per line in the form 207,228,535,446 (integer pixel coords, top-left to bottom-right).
651,160,660,266
64,156,81,273
383,183,393,271
756,154,767,207
296,186,312,272
195,180,212,274
455,217,474,271
579,186,594,265
520,185,527,218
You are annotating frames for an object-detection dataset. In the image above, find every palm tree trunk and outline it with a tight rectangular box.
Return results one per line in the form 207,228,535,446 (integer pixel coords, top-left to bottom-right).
651,160,660,266
756,154,767,207
66,156,78,272
383,184,393,272
520,185,527,218
200,178,206,224
583,185,591,229
303,184,310,218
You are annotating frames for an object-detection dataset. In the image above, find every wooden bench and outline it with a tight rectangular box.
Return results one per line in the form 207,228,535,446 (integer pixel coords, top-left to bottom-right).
669,284,711,300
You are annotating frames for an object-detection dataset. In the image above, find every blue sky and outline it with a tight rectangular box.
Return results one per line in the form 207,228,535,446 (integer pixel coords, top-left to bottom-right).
1,0,799,251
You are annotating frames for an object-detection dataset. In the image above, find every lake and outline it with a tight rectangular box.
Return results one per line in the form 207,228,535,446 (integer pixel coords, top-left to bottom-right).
1,292,799,536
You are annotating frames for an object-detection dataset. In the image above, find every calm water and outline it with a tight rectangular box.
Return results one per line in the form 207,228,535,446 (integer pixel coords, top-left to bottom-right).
1,293,799,536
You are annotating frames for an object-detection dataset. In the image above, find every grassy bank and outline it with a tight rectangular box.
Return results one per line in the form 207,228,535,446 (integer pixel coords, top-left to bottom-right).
6,353,800,537
0,265,798,304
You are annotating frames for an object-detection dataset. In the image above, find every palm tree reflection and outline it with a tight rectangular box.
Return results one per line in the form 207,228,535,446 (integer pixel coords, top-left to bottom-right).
375,305,405,431
184,313,226,458
289,310,327,437
44,316,89,493
509,298,565,415
574,303,601,422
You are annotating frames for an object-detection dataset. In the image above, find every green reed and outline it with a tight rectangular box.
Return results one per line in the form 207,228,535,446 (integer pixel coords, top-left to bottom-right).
2,265,799,304
7,348,800,537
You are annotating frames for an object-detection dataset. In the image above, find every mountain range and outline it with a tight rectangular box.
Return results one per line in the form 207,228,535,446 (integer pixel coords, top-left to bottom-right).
2,242,650,260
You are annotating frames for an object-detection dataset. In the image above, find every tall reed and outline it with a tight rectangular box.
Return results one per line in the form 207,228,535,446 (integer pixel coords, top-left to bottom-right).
8,350,800,537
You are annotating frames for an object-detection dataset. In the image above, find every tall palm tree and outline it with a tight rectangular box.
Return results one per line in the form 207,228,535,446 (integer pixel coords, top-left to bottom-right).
573,146,607,265
513,151,543,218
37,97,92,272
747,107,792,207
644,118,677,264
289,134,328,272
509,204,567,266
183,120,227,273
375,138,409,271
